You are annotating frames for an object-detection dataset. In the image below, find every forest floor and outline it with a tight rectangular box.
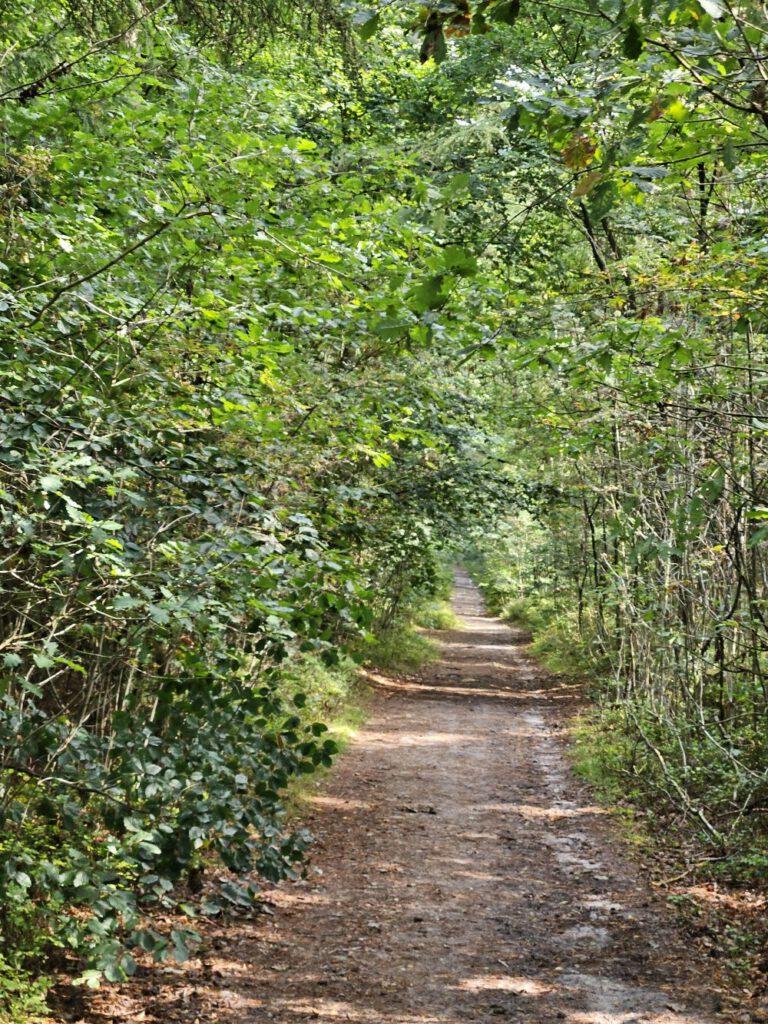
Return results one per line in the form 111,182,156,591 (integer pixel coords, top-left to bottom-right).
66,572,747,1024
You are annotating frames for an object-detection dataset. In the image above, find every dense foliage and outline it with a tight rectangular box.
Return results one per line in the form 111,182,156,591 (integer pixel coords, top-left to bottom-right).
0,1,505,1003
1,0,768,1012
442,0,768,872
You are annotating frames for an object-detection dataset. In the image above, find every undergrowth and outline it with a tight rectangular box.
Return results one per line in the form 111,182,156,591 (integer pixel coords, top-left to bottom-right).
360,564,457,673
277,654,361,724
572,706,768,994
414,597,458,631
487,593,595,677
360,622,439,673
572,702,768,884
279,655,370,817
0,957,50,1024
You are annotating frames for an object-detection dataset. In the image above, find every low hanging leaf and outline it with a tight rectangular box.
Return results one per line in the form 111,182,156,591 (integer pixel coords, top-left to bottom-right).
722,140,737,170
432,27,448,63
419,8,449,64
441,245,477,277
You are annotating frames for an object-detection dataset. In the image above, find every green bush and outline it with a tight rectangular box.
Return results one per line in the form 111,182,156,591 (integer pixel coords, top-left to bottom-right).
0,955,49,1024
496,595,594,676
360,623,439,673
0,673,337,988
572,707,644,806
277,654,360,722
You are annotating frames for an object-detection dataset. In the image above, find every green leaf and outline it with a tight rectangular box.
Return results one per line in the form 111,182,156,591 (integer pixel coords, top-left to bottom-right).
749,525,768,548
374,318,410,339
722,140,737,171
411,274,446,312
353,9,380,40
39,474,63,492
75,970,103,990
623,21,643,59
103,961,124,983
489,0,520,25
441,246,477,276
441,173,471,199
170,929,192,963
432,28,447,64
698,0,724,16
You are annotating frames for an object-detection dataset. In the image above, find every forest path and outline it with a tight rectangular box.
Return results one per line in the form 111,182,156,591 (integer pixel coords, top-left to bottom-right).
85,571,722,1024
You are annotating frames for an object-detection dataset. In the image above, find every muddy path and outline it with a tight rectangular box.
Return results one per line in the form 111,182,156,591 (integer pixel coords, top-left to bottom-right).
77,571,725,1024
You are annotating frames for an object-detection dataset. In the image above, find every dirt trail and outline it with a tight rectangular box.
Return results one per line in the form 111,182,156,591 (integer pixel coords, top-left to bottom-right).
82,571,724,1024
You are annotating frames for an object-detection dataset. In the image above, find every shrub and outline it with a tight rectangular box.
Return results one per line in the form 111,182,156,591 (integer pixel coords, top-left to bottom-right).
414,599,458,630
0,672,336,987
360,624,439,673
0,955,49,1024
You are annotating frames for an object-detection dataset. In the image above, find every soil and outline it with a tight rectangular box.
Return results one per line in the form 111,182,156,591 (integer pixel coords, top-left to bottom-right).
66,571,734,1024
